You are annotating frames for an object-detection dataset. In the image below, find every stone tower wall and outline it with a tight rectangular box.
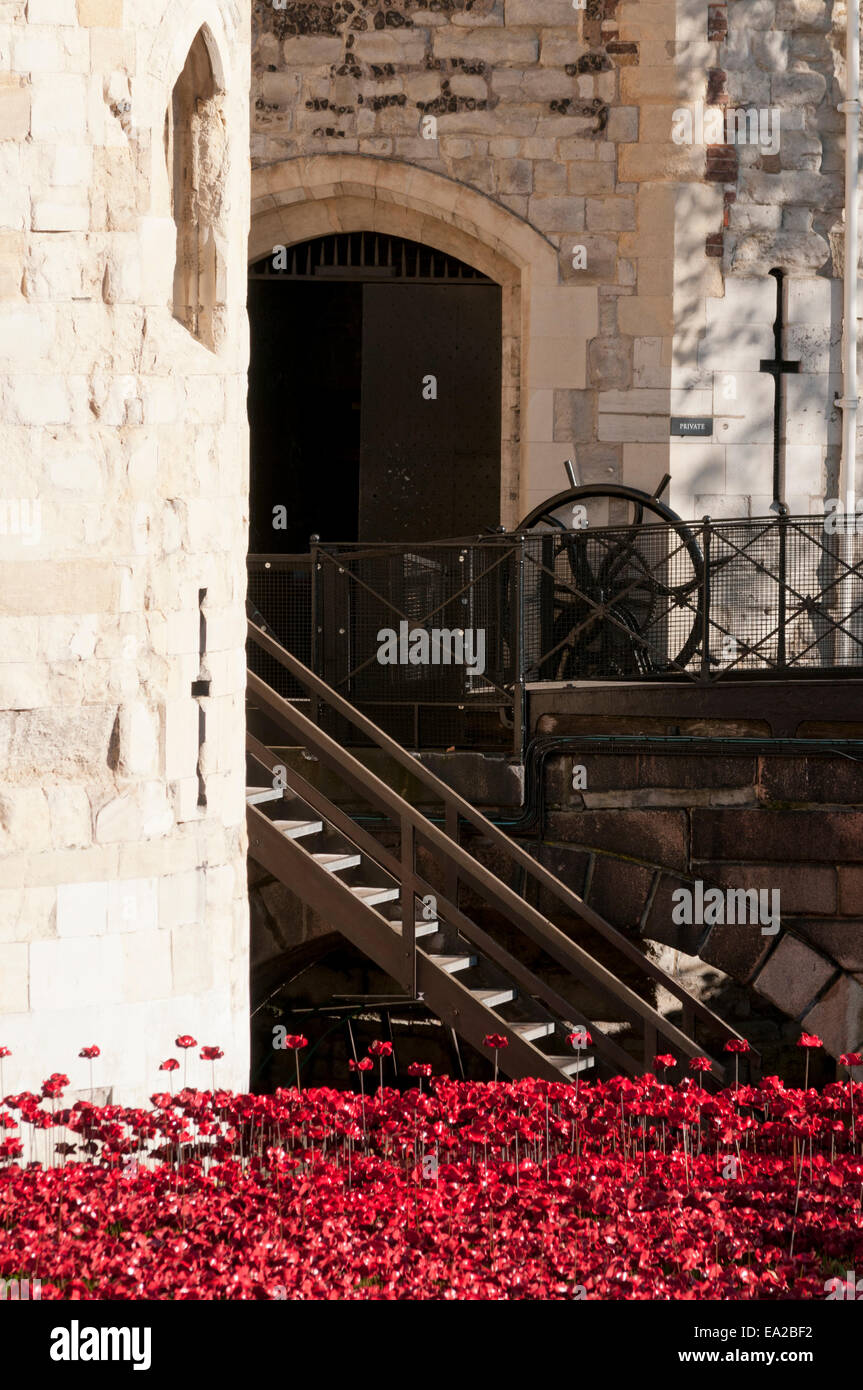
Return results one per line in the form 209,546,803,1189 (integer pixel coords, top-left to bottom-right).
0,0,252,1103
250,0,861,525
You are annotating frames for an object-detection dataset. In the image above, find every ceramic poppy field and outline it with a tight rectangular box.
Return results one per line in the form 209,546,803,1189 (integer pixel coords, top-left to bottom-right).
1,1037,862,1300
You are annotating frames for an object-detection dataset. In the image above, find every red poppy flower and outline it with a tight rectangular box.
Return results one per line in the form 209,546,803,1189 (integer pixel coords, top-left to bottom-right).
40,1073,70,1099
368,1041,392,1058
407,1063,432,1077
797,1033,823,1048
567,1029,592,1049
349,1058,373,1072
654,1054,676,1069
175,1035,197,1049
723,1039,750,1053
483,1035,509,1051
0,1048,11,1059
200,1047,224,1062
840,1053,862,1067
78,1046,100,1060
688,1056,712,1072
159,1059,180,1072
284,1035,308,1051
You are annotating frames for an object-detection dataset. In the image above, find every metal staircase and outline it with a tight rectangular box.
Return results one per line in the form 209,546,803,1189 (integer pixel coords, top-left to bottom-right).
246,621,753,1084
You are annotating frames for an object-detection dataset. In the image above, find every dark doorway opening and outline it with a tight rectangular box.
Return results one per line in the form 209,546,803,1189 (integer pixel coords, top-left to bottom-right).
248,231,503,551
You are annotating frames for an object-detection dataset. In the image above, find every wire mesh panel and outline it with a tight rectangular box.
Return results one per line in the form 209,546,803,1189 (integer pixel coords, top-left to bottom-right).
247,557,313,700
521,522,703,681
247,517,863,752
313,539,519,748
706,518,863,673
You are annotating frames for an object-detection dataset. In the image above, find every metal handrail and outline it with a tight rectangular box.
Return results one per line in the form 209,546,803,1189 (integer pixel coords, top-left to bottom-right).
248,619,752,1068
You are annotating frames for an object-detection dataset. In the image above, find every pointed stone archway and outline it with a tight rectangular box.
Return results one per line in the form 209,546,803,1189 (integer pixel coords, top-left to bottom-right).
249,156,599,525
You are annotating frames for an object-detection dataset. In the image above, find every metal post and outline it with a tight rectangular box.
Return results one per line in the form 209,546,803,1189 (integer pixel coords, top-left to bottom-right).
514,536,526,759
777,511,787,670
400,817,417,998
699,518,712,683
445,803,459,910
310,540,321,727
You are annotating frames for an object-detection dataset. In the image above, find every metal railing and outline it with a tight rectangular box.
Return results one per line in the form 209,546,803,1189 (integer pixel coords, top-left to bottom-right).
247,620,753,1078
247,515,863,755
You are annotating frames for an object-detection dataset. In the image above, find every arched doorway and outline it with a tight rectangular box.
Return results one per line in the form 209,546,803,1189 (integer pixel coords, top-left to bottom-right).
248,230,503,550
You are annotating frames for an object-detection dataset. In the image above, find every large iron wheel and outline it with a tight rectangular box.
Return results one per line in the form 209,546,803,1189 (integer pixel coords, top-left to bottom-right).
517,483,705,679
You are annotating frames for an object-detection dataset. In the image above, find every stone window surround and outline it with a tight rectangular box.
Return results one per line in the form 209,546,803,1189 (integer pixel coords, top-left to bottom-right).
248,155,600,527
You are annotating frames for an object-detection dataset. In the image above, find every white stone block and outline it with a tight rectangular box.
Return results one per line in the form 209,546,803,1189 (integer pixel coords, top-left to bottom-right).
0,306,53,361
785,375,842,445
694,493,751,520
57,880,108,938
30,74,86,138
94,783,174,844
712,370,762,419
141,377,183,426
137,216,176,306
46,784,92,849
0,886,55,944
0,618,37,662
725,445,774,495
38,614,99,661
0,786,51,852
51,143,92,188
12,35,60,73
121,928,172,1004
669,442,727,504
126,436,158,490
117,702,159,778
26,0,77,21
706,277,778,327
786,276,838,325
5,375,70,425
697,323,775,372
165,698,198,781
158,869,204,930
166,607,198,656
47,446,101,491
670,389,713,415
524,388,554,442
171,921,213,995
172,776,203,824
30,935,123,1010
0,146,27,231
713,374,776,445
785,444,826,495
0,942,27,1011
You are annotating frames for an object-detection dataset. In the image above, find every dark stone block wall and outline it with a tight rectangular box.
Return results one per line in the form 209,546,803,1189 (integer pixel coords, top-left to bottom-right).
534,743,863,1057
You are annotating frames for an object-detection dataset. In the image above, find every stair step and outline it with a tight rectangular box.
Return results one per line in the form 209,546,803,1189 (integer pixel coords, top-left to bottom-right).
429,953,476,975
510,1020,556,1042
312,851,362,873
471,986,516,1008
350,884,401,906
547,1054,596,1076
246,786,284,806
273,819,323,840
389,919,439,938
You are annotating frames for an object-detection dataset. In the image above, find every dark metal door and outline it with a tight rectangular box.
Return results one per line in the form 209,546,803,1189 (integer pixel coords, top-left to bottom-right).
359,283,502,542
